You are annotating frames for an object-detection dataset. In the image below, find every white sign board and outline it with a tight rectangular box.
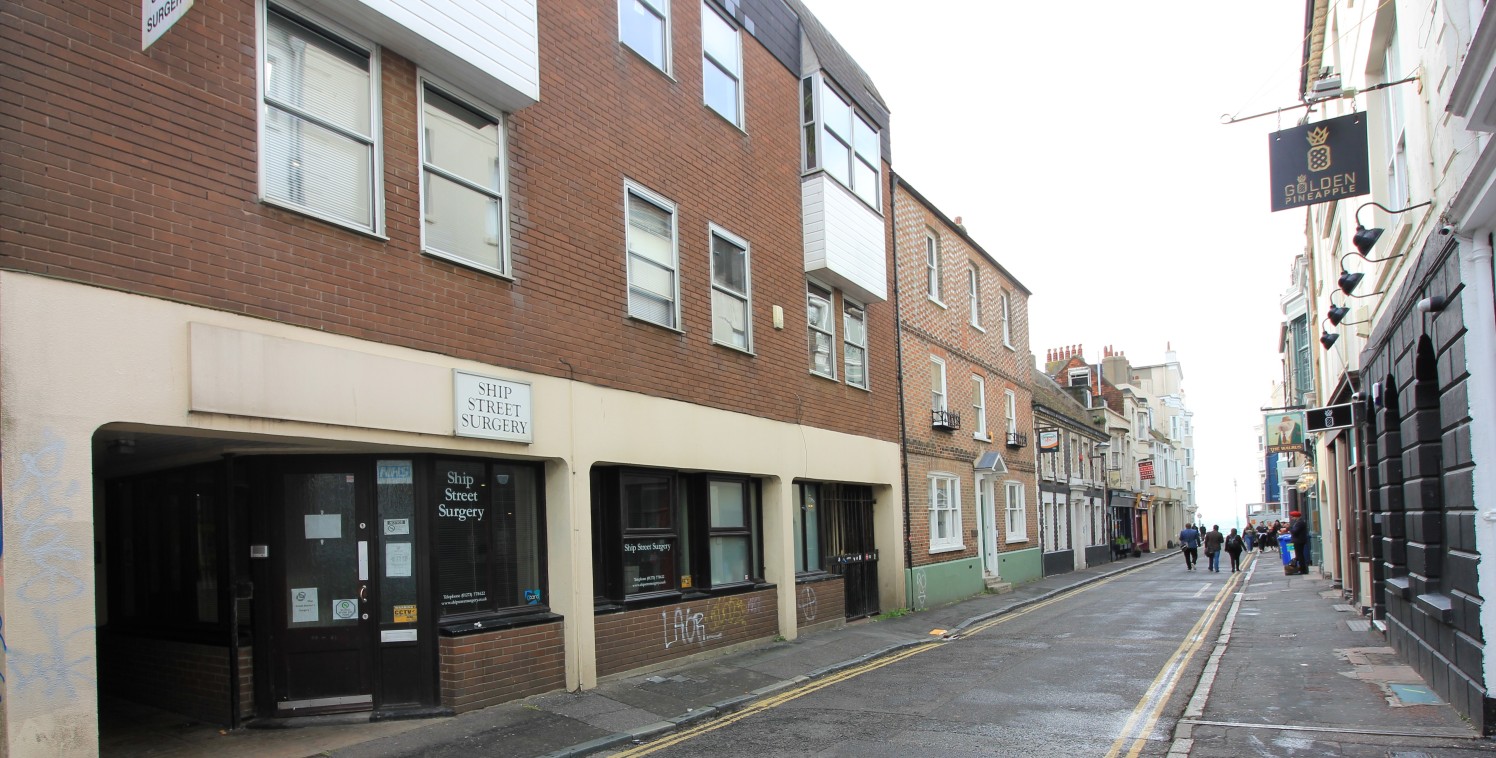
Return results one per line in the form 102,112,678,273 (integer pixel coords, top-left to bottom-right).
291,587,318,623
386,542,413,578
454,371,533,443
142,0,193,50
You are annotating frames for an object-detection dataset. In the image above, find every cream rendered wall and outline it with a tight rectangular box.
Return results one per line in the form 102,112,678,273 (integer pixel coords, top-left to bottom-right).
0,272,903,755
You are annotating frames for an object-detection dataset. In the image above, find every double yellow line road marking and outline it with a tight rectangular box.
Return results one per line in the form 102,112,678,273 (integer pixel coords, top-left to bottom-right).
616,563,1236,757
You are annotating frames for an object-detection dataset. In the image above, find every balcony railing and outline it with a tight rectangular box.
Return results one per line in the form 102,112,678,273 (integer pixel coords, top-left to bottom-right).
1006,431,1028,448
932,409,962,431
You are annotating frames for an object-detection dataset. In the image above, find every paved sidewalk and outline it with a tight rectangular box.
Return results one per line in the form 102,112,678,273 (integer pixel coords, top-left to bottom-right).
105,549,1493,757
1171,553,1488,757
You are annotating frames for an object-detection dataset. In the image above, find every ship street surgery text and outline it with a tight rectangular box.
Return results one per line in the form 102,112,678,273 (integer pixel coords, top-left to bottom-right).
439,471,484,522
454,370,533,443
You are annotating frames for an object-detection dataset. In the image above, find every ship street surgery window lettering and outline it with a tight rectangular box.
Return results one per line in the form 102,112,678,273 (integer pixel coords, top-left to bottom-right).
710,226,751,350
454,371,532,443
435,459,546,620
807,281,836,378
261,7,380,233
700,2,742,126
620,0,670,72
626,182,680,329
592,467,763,604
420,83,508,276
929,473,962,551
843,299,868,388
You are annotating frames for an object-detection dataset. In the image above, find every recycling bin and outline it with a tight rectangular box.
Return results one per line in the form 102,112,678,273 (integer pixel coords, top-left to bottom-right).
1278,533,1295,574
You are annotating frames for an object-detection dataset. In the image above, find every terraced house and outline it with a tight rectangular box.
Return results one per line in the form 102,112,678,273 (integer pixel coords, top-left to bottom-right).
0,0,906,751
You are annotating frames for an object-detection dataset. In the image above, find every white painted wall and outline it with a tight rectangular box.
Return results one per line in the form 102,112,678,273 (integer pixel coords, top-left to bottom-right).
802,173,888,303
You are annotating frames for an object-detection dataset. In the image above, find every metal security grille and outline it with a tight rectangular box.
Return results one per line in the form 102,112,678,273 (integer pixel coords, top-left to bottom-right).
820,484,879,619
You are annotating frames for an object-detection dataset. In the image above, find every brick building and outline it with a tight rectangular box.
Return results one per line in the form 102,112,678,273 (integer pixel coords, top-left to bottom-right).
0,0,905,750
890,177,1038,607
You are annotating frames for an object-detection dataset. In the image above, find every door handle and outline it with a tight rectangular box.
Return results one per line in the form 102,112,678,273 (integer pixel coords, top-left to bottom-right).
359,585,368,602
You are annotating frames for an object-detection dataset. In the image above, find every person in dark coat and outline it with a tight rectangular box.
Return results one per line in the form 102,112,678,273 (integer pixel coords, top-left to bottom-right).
1178,523,1201,571
1224,528,1245,572
1290,511,1311,574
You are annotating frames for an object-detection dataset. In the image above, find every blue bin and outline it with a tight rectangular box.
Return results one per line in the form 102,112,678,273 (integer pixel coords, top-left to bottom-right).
1278,533,1295,572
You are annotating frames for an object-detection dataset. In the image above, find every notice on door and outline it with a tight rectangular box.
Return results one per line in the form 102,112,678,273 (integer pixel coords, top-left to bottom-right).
393,604,417,623
305,513,342,540
386,542,412,578
291,587,318,623
332,598,358,621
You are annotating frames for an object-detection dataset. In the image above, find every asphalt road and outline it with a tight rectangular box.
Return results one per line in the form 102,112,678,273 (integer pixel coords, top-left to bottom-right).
606,557,1242,757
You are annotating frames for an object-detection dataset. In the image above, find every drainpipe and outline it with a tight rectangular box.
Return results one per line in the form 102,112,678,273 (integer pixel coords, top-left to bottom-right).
890,171,914,594
1458,229,1496,692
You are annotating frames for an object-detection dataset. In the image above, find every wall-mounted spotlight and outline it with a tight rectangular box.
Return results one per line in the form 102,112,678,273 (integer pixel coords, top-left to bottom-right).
1320,330,1339,349
1327,304,1350,325
1349,200,1433,262
1338,269,1364,295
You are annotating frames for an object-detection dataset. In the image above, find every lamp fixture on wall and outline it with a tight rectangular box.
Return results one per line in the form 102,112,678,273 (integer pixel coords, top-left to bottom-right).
1337,200,1433,296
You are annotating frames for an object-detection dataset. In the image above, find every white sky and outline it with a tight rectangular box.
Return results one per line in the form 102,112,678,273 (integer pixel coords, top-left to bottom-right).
800,0,1311,530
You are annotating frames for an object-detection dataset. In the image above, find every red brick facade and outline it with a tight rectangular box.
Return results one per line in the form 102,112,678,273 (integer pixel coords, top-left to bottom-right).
0,0,899,445
97,633,253,726
794,577,845,633
892,180,1039,567
594,589,778,678
438,622,567,714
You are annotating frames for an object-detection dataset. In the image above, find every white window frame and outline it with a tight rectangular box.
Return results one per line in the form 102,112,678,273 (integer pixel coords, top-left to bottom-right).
1004,389,1017,437
929,473,963,552
619,0,671,74
972,375,988,441
258,3,383,235
700,1,743,127
624,180,681,330
843,297,869,389
968,264,983,328
930,356,948,412
709,224,752,352
1004,480,1027,542
807,280,836,379
925,231,943,304
999,291,1013,348
802,74,879,208
418,77,509,277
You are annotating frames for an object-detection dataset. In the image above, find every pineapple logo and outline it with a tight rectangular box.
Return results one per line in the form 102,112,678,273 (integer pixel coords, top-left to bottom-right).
1296,175,1309,195
1306,126,1331,172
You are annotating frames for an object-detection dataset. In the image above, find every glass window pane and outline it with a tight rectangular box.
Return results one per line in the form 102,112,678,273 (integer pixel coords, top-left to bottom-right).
628,198,673,265
424,172,502,270
803,124,817,170
704,63,739,123
709,480,746,527
710,535,749,585
803,489,820,570
807,286,832,330
266,12,370,135
620,0,666,68
843,305,865,343
853,116,877,161
434,460,491,616
630,256,675,299
701,6,738,71
821,84,850,137
264,107,372,227
712,235,746,292
822,132,850,185
285,472,359,627
624,474,672,529
853,158,877,204
810,331,833,374
624,537,676,594
423,88,500,191
712,289,748,348
844,344,865,387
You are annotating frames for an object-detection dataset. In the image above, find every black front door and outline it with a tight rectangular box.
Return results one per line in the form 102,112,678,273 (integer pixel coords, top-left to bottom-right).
821,484,879,619
268,462,376,715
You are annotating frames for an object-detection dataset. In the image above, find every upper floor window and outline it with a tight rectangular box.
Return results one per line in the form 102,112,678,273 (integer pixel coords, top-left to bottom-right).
925,232,942,302
930,357,948,412
972,375,988,440
807,281,836,378
802,75,879,207
620,0,670,73
843,299,868,388
420,83,507,276
625,182,679,329
1004,389,1017,436
710,226,751,350
999,291,1013,347
968,264,982,327
701,2,742,126
262,7,380,233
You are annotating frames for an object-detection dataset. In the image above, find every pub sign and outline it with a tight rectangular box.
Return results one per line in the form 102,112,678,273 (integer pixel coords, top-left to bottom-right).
1268,112,1369,212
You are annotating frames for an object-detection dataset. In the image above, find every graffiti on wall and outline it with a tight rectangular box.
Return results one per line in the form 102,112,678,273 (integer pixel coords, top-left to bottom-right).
4,431,94,707
661,607,722,649
797,586,818,622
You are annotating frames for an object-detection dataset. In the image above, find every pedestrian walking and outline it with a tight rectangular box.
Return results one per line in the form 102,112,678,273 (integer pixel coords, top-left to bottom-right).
1204,524,1224,572
1224,528,1245,572
1179,523,1201,571
1290,510,1311,574
1244,526,1255,551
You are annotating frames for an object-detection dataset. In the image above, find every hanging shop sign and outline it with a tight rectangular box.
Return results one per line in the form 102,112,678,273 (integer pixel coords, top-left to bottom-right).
1268,112,1370,212
1305,402,1355,432
1138,459,1155,481
454,370,533,443
1037,429,1060,453
1264,410,1306,454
